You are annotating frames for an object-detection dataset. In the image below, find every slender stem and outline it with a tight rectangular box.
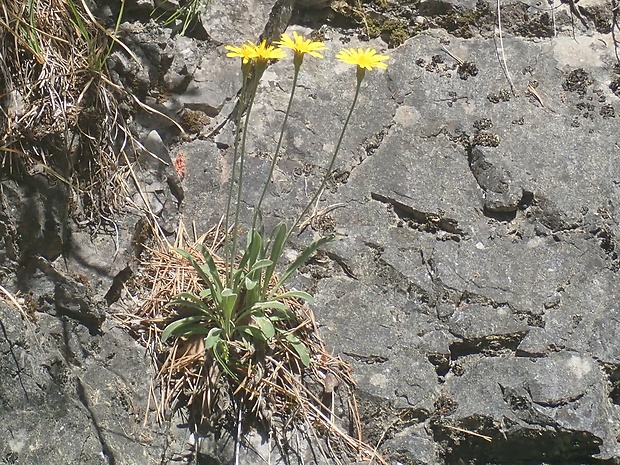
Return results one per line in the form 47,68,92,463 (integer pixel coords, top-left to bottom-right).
224,67,250,284
230,78,260,272
252,63,301,232
288,73,363,239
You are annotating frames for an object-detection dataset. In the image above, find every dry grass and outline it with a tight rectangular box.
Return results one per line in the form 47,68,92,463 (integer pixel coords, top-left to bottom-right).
116,220,387,464
0,0,134,224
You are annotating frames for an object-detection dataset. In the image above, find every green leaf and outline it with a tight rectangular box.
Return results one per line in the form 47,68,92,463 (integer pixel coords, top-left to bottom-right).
221,288,238,332
272,290,314,303
231,267,246,289
196,244,224,293
263,223,287,295
236,325,265,341
198,289,212,299
161,315,208,343
253,315,275,339
167,292,218,319
173,247,220,306
204,327,222,349
251,301,287,311
269,307,296,321
245,276,257,291
248,259,273,275
270,235,334,297
166,300,215,317
285,333,310,367
239,229,263,271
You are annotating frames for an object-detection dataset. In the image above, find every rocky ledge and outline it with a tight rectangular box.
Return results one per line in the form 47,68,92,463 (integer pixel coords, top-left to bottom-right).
1,0,619,463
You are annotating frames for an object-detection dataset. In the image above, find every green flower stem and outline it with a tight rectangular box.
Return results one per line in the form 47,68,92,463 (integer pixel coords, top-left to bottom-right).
288,68,364,240
230,69,263,273
252,61,301,231
224,64,250,283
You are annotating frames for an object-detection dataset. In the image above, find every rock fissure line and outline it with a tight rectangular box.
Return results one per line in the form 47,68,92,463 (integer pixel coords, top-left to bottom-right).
75,377,117,465
371,191,466,237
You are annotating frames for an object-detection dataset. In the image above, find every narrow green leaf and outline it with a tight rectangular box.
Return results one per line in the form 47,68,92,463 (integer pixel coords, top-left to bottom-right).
238,229,261,271
196,244,224,293
269,307,296,321
263,223,287,295
166,300,216,317
161,315,207,342
248,259,273,275
285,333,310,367
232,267,246,289
236,325,265,341
221,288,238,332
198,289,212,299
270,235,334,297
272,290,314,303
252,301,287,311
173,247,220,306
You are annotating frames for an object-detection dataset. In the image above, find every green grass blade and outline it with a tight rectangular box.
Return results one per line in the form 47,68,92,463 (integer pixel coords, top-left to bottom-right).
271,290,314,303
270,235,334,298
161,315,208,342
285,333,310,367
262,223,287,295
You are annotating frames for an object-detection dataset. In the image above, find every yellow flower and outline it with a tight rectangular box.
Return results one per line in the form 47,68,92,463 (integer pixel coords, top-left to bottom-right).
225,41,259,64
255,40,287,62
276,31,326,59
335,47,389,70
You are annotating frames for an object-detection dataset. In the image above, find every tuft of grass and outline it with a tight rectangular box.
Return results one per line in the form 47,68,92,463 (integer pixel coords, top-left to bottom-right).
0,0,136,224
153,0,210,36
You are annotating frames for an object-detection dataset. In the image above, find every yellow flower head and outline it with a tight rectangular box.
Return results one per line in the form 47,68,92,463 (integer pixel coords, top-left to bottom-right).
255,40,287,62
335,47,389,71
225,41,259,64
276,31,327,59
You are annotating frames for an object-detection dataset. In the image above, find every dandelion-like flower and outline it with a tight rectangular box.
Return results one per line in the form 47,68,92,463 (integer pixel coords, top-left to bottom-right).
276,31,326,67
225,41,259,64
335,47,389,71
255,40,287,62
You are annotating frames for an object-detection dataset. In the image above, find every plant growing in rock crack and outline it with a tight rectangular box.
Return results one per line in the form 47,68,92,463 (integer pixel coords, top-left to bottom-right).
162,227,327,377
153,0,210,36
159,33,388,444
162,36,333,379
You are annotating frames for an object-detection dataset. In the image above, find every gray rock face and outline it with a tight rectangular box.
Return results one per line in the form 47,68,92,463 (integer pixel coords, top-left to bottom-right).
3,0,620,464
177,19,620,464
440,353,618,463
0,303,192,464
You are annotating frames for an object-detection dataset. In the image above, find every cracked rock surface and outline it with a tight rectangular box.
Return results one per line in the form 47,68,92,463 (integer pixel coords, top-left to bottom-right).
2,0,620,463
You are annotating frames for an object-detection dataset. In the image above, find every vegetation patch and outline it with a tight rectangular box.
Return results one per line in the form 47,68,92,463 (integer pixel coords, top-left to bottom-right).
0,0,140,224
121,222,383,462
